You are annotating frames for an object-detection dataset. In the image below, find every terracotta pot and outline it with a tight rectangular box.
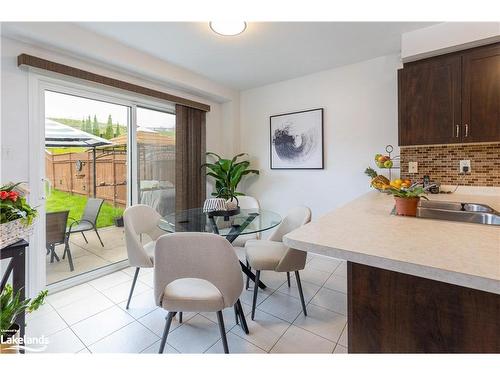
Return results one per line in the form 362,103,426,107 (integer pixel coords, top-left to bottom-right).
0,324,20,354
394,196,420,217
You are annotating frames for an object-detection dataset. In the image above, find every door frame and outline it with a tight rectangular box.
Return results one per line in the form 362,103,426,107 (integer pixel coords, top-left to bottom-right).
27,70,175,295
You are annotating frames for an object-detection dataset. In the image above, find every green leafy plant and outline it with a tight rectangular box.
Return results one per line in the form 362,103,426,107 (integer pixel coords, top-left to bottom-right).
0,183,37,225
386,185,429,199
0,285,48,339
202,152,259,201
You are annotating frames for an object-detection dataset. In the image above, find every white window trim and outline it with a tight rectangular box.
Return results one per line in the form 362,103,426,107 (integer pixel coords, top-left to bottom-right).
28,70,175,295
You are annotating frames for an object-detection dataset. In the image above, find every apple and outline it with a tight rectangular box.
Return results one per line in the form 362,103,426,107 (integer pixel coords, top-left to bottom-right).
384,160,393,168
377,155,387,163
374,153,382,161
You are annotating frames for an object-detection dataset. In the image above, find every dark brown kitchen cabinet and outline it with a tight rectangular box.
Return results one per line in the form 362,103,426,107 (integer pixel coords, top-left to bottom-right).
398,55,462,145
462,43,500,143
398,42,500,146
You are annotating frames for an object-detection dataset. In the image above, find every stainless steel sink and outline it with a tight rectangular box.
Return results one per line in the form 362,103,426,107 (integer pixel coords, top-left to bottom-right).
416,200,500,225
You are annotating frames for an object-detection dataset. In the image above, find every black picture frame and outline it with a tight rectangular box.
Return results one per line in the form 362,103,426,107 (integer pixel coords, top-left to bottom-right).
269,108,324,170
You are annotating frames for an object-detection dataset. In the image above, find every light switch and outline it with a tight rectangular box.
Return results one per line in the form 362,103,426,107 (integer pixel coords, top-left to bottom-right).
408,161,418,173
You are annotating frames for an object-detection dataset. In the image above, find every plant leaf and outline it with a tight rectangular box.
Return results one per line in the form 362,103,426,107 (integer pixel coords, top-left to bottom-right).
205,152,222,161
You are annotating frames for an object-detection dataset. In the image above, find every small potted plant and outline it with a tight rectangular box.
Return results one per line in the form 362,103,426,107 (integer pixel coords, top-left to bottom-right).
0,285,48,354
387,184,428,217
0,182,38,248
202,152,259,212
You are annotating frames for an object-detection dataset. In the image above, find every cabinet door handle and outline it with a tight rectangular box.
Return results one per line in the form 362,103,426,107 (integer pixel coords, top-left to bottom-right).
455,124,460,138
464,124,469,137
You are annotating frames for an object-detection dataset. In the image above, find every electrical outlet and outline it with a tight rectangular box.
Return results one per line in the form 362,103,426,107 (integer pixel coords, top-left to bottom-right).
408,161,418,173
459,160,471,173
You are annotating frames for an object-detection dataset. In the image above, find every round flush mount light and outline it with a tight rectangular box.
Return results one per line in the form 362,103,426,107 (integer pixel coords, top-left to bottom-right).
209,21,247,36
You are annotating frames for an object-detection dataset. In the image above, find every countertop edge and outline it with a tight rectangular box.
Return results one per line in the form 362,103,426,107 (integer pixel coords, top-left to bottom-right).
283,236,500,295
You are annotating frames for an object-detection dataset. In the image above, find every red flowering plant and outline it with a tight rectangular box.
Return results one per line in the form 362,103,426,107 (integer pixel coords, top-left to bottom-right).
0,183,37,226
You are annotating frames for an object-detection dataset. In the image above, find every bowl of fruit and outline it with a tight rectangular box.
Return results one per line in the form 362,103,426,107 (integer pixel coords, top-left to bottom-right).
374,153,394,169
389,178,412,190
364,167,390,191
365,169,413,193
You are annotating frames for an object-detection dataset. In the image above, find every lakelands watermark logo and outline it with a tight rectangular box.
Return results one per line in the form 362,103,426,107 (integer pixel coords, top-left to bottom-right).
2,332,49,353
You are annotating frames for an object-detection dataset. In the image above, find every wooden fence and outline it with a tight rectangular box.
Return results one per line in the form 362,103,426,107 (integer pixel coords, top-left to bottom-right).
45,149,127,207
45,146,176,207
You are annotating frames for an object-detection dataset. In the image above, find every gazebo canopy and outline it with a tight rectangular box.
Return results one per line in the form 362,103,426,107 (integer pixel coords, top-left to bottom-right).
45,119,113,148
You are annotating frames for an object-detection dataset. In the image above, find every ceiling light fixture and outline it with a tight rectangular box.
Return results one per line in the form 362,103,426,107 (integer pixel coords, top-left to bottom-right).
209,21,247,36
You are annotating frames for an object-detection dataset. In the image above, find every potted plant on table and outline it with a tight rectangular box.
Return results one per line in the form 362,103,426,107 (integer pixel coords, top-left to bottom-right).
0,183,38,248
202,152,259,213
0,285,48,354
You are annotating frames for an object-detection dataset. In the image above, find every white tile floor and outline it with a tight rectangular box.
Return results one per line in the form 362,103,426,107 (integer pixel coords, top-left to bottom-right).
28,250,348,354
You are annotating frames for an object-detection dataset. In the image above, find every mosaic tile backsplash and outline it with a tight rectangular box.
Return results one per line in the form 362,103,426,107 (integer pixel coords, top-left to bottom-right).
400,143,500,187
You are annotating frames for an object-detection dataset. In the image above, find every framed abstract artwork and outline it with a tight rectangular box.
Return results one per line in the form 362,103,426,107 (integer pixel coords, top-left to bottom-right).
270,108,324,169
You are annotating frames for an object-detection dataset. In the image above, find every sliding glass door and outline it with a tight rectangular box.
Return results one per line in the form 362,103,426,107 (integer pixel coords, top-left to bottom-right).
40,85,176,288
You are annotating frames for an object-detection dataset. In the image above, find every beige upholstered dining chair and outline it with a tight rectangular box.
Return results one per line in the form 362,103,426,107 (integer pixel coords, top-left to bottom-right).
123,204,165,309
154,232,246,354
245,206,312,320
231,195,261,247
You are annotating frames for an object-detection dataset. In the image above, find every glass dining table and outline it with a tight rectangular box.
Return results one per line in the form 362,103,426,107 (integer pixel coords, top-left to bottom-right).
158,208,282,290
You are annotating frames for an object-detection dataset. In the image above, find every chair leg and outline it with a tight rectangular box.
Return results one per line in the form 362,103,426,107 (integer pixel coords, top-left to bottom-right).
126,267,140,309
216,311,229,354
94,229,104,247
159,311,175,354
234,305,239,325
287,272,291,287
64,239,74,272
50,245,60,263
245,260,250,290
178,312,183,324
236,299,249,334
81,232,88,243
251,270,260,320
295,271,307,316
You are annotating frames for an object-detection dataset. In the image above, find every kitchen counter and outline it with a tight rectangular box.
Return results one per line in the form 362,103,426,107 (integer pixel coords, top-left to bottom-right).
284,190,500,294
284,190,500,353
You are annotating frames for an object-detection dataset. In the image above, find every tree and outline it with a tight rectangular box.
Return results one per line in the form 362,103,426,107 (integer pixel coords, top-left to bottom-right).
115,122,121,137
85,115,92,134
92,115,100,136
104,115,114,139
81,117,86,132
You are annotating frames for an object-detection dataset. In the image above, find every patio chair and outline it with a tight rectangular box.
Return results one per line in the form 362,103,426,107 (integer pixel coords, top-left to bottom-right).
46,210,74,271
67,198,105,247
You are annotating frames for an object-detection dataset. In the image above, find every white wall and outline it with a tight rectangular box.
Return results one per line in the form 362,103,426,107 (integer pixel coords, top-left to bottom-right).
0,36,237,183
239,54,401,218
402,22,500,62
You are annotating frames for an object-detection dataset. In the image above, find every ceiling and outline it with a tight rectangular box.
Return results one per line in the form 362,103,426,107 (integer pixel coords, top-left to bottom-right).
79,22,436,90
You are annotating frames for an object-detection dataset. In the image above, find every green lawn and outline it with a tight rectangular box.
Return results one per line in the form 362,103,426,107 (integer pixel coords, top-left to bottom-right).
46,190,124,228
